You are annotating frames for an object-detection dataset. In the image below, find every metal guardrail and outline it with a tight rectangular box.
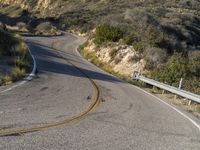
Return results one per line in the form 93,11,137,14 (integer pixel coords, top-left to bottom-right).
133,72,200,103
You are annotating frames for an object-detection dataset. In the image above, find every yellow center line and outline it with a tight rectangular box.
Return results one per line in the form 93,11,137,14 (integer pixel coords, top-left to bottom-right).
0,40,101,137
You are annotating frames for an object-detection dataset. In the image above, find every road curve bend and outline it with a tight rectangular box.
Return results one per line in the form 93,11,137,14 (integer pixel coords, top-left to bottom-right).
0,33,199,150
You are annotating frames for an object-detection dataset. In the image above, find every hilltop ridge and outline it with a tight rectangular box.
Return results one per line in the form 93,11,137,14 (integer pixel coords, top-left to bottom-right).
1,0,200,94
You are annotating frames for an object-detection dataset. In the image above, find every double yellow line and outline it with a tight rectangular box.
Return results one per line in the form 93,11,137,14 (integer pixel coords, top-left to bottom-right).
0,40,101,136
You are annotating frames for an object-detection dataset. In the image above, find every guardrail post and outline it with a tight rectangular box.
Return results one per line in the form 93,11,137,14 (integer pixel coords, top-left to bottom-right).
162,89,165,95
174,78,183,100
179,78,183,89
133,71,140,80
188,100,192,106
153,86,156,92
174,95,177,100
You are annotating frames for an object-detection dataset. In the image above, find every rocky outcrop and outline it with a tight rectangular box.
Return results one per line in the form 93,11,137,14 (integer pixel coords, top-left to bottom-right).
0,0,27,8
35,0,52,10
86,40,146,76
0,0,52,12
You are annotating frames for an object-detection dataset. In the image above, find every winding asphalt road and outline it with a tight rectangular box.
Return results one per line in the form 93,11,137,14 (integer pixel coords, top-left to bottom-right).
0,33,200,150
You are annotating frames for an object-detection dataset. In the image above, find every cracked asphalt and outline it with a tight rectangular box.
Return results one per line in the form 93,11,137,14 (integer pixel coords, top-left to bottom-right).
0,33,199,150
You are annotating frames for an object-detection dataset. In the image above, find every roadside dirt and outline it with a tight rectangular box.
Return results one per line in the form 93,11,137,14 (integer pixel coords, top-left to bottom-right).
145,88,200,118
81,39,200,119
85,40,146,76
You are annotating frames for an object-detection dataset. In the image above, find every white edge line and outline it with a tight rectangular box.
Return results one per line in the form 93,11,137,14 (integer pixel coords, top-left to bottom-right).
48,32,200,132
133,85,200,132
27,46,37,79
0,45,37,94
72,33,200,132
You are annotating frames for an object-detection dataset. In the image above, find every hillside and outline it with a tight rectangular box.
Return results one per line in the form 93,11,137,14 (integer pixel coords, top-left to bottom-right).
1,0,200,51
0,0,200,93
0,28,29,85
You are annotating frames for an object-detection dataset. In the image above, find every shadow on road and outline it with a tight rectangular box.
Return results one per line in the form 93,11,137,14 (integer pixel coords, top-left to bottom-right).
30,42,121,83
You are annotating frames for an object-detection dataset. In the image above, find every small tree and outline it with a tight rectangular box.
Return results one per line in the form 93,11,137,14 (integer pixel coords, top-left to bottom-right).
145,47,167,70
188,51,200,76
152,53,189,85
94,24,123,45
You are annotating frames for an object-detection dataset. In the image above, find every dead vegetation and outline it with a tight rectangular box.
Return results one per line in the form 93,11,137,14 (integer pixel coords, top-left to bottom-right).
0,29,30,86
0,0,200,93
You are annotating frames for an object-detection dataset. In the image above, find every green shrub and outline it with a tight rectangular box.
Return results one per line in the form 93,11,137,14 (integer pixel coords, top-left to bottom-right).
151,52,200,94
188,51,200,76
0,75,12,85
14,56,29,68
145,26,164,46
183,78,200,94
36,22,52,32
133,41,148,53
15,41,28,58
94,24,123,45
123,34,136,45
35,22,58,35
152,53,189,84
195,88,200,95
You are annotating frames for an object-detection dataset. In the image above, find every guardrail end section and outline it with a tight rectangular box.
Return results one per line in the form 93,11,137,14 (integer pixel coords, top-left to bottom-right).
133,71,140,80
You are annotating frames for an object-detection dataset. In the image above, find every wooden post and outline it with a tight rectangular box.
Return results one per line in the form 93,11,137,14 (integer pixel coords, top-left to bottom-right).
174,78,183,100
162,90,165,95
179,78,183,89
153,86,156,93
188,100,192,106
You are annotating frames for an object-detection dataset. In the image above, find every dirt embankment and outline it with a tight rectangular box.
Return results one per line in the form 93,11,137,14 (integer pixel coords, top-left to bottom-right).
0,0,51,10
84,40,146,77
81,38,200,118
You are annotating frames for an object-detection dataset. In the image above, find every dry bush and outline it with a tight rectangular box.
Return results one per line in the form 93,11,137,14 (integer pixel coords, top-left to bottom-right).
145,47,167,70
16,22,27,30
11,66,25,81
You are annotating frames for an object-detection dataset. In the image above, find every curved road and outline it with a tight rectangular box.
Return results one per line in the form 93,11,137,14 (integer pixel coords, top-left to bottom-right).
0,33,200,150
